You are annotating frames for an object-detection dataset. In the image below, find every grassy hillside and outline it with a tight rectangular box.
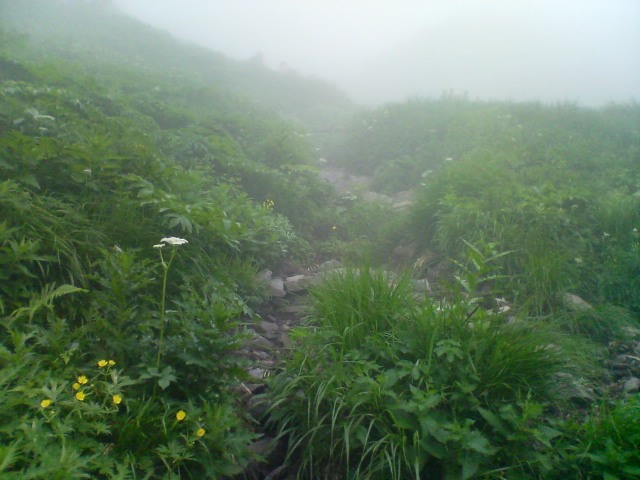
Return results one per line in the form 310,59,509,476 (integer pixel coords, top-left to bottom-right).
1,1,639,478
1,0,354,134
271,101,640,477
324,95,640,314
330,95,639,193
0,1,356,477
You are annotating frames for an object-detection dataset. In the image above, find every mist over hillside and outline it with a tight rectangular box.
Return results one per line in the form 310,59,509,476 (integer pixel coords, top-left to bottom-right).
0,0,355,132
112,0,640,107
1,1,639,478
344,3,640,105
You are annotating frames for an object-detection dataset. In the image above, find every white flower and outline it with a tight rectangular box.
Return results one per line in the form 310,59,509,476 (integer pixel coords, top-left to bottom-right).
160,237,188,246
153,244,165,249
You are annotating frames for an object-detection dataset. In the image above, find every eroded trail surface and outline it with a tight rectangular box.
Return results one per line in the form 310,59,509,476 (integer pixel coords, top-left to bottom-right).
234,292,310,480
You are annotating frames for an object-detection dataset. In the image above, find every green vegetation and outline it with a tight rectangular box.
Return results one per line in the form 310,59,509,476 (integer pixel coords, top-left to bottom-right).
0,1,347,476
268,259,603,479
1,1,639,478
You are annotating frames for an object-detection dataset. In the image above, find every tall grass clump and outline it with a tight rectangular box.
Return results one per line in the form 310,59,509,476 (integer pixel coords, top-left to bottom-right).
309,267,416,352
269,258,593,479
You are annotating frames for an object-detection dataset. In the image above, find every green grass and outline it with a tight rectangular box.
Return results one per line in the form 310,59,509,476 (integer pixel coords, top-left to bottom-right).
269,264,597,479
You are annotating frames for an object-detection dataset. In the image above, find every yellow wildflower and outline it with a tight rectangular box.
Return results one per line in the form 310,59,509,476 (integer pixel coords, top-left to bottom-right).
108,360,116,366
77,375,88,385
75,391,86,401
40,399,52,408
112,394,123,405
196,428,206,437
176,410,187,421
98,360,108,368
73,382,81,390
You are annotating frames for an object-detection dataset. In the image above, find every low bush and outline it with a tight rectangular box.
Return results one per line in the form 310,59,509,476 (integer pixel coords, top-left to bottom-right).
268,258,594,479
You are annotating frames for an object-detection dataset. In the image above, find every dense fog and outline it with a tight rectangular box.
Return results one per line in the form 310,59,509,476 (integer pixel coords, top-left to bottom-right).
112,0,640,106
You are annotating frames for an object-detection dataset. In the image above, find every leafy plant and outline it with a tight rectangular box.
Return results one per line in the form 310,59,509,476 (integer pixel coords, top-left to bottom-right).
268,258,590,479
550,395,640,479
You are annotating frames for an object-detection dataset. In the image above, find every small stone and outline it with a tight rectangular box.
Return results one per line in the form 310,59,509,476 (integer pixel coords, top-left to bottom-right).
612,354,631,369
249,335,276,352
281,304,307,314
256,269,272,283
284,274,318,292
269,277,287,297
393,200,414,210
248,368,266,380
279,332,292,348
248,350,270,360
317,259,343,272
247,395,269,421
413,278,431,292
623,377,640,393
248,436,278,458
255,321,279,335
362,191,392,203
563,293,593,311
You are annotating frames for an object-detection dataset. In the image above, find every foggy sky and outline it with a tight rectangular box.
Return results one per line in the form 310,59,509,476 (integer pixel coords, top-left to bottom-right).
112,0,640,106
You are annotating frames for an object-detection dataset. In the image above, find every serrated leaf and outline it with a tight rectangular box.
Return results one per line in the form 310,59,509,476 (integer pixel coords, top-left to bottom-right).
534,425,562,446
477,407,508,436
389,409,418,430
157,366,177,390
464,430,497,455
462,455,480,480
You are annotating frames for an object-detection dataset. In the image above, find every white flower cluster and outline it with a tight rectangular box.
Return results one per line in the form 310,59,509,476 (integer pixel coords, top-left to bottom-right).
153,237,188,248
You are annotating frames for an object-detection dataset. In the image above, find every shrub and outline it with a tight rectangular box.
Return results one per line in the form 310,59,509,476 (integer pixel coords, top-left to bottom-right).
268,260,590,479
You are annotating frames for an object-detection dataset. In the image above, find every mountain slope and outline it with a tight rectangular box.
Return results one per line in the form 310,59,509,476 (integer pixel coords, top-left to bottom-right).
0,0,355,133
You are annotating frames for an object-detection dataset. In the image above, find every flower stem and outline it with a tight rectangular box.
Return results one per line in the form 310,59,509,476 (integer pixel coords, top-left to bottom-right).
156,249,175,370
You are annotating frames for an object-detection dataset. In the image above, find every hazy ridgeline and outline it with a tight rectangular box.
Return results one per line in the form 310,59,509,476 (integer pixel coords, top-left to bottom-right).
0,1,639,478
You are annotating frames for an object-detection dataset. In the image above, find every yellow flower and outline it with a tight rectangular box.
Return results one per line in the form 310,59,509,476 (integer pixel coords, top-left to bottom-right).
108,360,116,366
176,410,187,421
40,399,52,408
98,360,108,368
77,375,88,385
332,225,337,231
196,428,206,437
75,391,86,401
112,394,123,405
73,382,81,390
